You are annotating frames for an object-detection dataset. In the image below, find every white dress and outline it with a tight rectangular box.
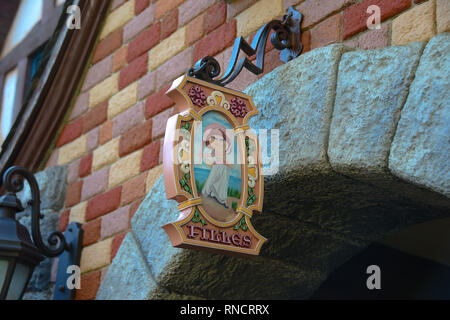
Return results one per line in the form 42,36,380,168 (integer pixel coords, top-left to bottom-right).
202,164,230,207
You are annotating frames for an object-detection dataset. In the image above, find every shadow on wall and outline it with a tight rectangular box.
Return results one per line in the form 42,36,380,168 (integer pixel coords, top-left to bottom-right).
311,243,450,300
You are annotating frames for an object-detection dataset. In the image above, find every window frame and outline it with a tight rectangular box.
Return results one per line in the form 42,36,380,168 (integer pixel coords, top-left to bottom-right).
0,0,63,143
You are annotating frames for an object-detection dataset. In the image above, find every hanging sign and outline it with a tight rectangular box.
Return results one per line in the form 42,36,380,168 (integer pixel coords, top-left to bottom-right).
162,75,266,257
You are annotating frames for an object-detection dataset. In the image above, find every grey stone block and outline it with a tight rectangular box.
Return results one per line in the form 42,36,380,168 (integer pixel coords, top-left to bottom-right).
96,232,157,300
329,42,425,180
17,165,68,212
389,33,450,198
245,44,353,176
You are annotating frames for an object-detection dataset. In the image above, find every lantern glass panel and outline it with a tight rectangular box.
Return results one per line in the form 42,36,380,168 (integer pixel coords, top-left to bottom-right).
0,260,8,290
6,262,31,300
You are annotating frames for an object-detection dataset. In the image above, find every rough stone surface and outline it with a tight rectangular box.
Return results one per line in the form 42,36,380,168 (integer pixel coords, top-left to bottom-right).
18,166,68,212
16,166,69,300
245,44,353,177
389,33,450,198
96,233,157,300
329,42,425,180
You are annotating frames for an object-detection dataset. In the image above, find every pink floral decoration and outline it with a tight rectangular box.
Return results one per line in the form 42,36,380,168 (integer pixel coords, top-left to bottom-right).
230,97,248,118
188,85,207,107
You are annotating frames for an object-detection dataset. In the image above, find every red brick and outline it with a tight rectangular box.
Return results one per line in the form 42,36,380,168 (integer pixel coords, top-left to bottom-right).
343,0,411,40
75,271,101,300
297,0,354,29
161,8,178,40
58,209,70,232
100,121,113,145
140,140,161,172
56,117,83,147
86,187,122,221
311,14,341,50
79,153,93,178
111,232,128,260
119,121,153,157
301,30,311,54
82,219,101,246
92,28,123,64
113,46,128,72
261,49,284,76
127,22,160,63
194,19,236,62
121,173,147,205
82,101,107,134
155,0,184,20
186,14,204,46
205,1,227,34
135,0,149,15
65,180,83,208
144,85,174,119
129,198,144,221
119,54,148,90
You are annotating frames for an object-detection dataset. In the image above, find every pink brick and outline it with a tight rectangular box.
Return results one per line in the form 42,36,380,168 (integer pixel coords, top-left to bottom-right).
194,20,236,62
45,150,58,169
69,92,89,121
343,0,411,40
156,47,193,89
111,0,127,10
284,0,303,11
204,2,226,34
123,5,155,43
297,0,354,29
82,55,113,92
121,173,147,205
138,72,156,100
81,166,109,201
178,0,215,27
112,102,144,138
152,107,172,140
101,205,130,239
228,67,258,92
87,127,100,152
358,23,389,50
67,159,81,184
161,8,178,40
227,0,257,20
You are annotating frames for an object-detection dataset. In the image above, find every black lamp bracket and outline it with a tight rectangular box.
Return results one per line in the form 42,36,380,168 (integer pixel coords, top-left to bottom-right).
187,6,303,87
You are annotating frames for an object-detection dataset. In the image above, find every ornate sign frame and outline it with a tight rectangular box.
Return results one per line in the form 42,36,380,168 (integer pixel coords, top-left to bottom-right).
162,75,266,257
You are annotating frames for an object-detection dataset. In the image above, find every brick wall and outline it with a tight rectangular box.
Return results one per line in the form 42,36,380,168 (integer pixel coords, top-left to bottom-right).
44,0,449,300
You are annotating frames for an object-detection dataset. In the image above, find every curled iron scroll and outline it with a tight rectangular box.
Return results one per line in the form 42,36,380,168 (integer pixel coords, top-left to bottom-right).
3,166,67,257
187,6,303,87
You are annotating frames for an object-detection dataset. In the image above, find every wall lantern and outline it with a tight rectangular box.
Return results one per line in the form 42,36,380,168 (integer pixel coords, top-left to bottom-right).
0,166,83,300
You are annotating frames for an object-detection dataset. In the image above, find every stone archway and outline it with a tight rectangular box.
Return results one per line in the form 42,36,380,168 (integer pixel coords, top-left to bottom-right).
96,33,449,300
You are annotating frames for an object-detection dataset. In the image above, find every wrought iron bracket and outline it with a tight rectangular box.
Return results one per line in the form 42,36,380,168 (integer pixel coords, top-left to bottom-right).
187,6,303,87
53,222,83,300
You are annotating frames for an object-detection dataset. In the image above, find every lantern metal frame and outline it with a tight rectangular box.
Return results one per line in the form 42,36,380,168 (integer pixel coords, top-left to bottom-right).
0,166,83,300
